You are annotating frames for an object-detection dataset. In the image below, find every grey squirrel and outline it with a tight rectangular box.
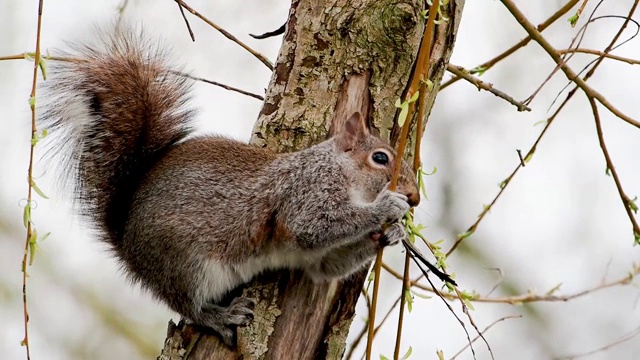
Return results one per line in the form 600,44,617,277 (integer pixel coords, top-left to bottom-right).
40,26,420,346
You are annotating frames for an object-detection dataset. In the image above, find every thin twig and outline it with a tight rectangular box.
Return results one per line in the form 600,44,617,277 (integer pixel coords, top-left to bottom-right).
176,0,195,41
367,0,442,356
555,326,640,359
393,253,412,360
394,78,430,360
174,0,273,70
22,2,45,359
452,287,493,360
0,54,264,101
500,0,640,129
353,262,639,358
366,254,383,360
588,97,640,241
445,93,568,256
558,48,640,64
440,0,579,90
516,149,525,166
382,262,639,304
447,64,531,111
176,72,264,100
449,315,522,360
116,0,130,27
570,0,591,27
447,0,640,254
415,255,478,359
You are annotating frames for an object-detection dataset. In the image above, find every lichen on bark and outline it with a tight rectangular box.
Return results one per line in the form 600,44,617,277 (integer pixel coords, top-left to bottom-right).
251,0,424,151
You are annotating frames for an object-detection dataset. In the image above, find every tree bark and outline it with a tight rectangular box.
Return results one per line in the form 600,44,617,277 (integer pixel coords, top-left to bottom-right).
158,0,464,359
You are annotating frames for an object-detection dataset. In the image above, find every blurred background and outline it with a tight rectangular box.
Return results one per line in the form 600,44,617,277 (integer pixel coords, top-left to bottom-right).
1,1,639,359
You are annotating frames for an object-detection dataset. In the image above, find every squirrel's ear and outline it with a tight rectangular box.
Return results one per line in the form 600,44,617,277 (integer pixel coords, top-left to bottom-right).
336,112,369,151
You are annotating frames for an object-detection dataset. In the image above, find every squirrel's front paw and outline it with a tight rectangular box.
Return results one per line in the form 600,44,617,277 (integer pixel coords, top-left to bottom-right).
371,222,407,248
374,188,411,223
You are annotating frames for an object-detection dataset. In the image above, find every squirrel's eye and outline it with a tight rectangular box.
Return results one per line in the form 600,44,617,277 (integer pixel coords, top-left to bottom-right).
372,151,389,165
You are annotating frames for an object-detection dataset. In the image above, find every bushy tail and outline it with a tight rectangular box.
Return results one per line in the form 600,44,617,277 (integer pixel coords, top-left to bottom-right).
40,25,194,247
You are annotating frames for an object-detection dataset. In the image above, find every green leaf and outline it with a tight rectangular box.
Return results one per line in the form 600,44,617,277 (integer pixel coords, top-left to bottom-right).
634,231,640,246
568,14,579,27
444,282,455,292
470,65,487,76
422,165,437,176
436,349,444,360
395,93,420,127
38,57,48,80
533,119,548,127
405,289,413,312
499,179,508,189
545,283,562,296
31,179,49,199
40,232,51,242
629,197,638,214
524,151,534,163
463,298,475,311
380,355,390,360
29,228,38,265
417,168,428,199
23,202,31,228
458,230,474,240
425,79,434,91
28,96,36,109
397,103,409,127
408,90,420,103
400,346,413,360
411,289,432,300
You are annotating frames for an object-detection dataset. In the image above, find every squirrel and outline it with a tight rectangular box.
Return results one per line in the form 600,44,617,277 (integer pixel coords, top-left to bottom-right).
39,25,420,347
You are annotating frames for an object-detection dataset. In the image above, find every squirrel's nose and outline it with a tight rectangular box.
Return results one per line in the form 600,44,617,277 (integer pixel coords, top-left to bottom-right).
406,191,420,207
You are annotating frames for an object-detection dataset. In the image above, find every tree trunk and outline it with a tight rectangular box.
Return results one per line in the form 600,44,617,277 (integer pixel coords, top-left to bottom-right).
158,0,464,359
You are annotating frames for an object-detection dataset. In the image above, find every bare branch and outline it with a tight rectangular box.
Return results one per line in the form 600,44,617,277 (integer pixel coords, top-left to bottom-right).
555,326,640,359
175,0,195,41
174,0,273,70
449,315,522,360
440,0,580,90
558,48,640,64
588,96,640,241
446,64,531,111
382,262,640,304
500,0,640,129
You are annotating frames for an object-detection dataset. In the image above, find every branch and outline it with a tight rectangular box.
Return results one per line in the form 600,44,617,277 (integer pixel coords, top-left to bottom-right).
446,64,531,111
558,48,640,65
447,0,640,254
382,262,640,304
555,326,640,359
0,53,264,100
449,315,522,360
174,0,273,70
499,0,640,129
440,0,579,90
21,2,46,359
588,97,640,242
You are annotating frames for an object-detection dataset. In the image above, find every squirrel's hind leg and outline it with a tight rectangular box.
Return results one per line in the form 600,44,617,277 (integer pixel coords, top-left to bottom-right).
189,297,255,347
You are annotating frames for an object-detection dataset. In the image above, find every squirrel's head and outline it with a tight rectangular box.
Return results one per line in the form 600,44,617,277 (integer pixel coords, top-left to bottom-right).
335,112,420,207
